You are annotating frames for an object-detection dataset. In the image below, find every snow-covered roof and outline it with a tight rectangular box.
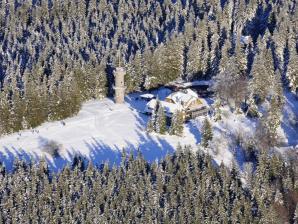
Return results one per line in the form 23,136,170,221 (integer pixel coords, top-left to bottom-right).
167,80,213,88
187,98,208,111
140,93,155,99
184,89,198,98
145,99,182,116
166,89,200,109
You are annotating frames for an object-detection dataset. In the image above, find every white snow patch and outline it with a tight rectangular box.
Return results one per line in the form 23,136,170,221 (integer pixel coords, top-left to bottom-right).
194,106,257,169
0,97,199,171
1,89,297,172
281,91,298,146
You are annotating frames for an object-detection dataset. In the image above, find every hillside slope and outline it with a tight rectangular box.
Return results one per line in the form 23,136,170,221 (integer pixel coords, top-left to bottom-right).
0,89,297,171
0,95,200,171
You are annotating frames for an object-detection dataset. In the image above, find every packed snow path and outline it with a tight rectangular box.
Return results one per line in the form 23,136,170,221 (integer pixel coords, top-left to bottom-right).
0,96,201,171
1,89,297,171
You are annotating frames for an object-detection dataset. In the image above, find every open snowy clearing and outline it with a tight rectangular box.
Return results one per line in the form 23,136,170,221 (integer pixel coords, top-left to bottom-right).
0,90,202,171
0,88,297,171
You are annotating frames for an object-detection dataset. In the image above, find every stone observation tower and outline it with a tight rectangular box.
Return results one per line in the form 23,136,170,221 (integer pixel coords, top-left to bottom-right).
114,67,126,104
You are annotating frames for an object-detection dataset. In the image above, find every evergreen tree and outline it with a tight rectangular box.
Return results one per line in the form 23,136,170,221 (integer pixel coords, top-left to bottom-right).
219,40,231,74
169,111,184,136
246,97,259,118
156,103,167,134
0,147,296,223
235,39,248,75
186,39,204,80
147,101,158,133
147,100,166,134
249,48,275,103
0,91,10,135
125,62,138,93
287,50,298,94
125,51,146,92
201,118,213,148
146,116,155,133
0,0,295,135
261,95,282,149
213,99,222,121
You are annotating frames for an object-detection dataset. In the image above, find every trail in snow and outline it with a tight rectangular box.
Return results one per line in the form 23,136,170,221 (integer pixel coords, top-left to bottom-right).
0,88,297,171
0,94,199,171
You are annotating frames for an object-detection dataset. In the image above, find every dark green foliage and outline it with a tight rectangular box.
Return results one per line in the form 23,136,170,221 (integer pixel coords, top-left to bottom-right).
255,95,283,150
169,111,185,136
0,0,296,136
287,50,298,94
156,104,167,134
0,148,297,223
0,62,107,134
201,118,213,148
147,100,167,134
143,38,184,90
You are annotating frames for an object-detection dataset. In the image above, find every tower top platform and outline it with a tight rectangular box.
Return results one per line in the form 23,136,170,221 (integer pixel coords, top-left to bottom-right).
115,67,126,74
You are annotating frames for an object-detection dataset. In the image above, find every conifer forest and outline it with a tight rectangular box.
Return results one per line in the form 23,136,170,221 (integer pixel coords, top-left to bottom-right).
0,149,297,223
0,0,297,223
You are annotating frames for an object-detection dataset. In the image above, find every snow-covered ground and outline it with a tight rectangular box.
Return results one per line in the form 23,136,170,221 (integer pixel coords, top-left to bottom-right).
281,92,298,146
0,89,201,171
0,88,297,171
206,91,298,169
207,107,257,169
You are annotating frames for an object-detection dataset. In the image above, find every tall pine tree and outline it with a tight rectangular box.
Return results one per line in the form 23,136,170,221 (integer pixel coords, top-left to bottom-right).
201,118,213,148
169,111,184,136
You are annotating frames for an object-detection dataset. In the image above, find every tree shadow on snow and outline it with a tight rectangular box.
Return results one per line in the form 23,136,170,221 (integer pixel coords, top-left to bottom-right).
83,131,175,168
0,147,40,171
186,120,202,144
0,91,189,172
281,92,298,146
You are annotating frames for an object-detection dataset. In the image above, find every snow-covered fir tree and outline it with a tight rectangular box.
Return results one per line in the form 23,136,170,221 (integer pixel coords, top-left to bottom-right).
0,145,296,222
169,111,184,136
186,39,204,80
201,118,213,148
246,97,259,118
249,49,272,103
256,95,283,150
287,49,298,94
147,100,166,134
213,99,222,121
156,103,167,135
146,104,158,133
0,0,296,136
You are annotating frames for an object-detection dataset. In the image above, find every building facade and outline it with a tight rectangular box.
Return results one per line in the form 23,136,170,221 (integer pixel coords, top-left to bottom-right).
114,67,126,104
